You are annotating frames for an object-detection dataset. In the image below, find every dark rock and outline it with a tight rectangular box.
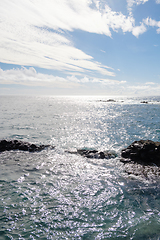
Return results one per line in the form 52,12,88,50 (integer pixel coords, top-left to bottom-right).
97,99,116,103
67,148,117,159
0,139,52,153
106,99,116,102
141,101,148,104
121,140,160,166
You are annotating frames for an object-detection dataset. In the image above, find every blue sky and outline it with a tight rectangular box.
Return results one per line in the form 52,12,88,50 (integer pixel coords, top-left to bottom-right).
0,0,160,95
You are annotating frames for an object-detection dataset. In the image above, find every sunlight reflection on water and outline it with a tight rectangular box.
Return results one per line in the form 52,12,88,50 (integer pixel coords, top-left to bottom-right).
0,95,160,239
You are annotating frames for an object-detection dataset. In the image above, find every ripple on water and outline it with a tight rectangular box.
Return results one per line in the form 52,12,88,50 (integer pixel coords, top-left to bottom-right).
1,149,159,239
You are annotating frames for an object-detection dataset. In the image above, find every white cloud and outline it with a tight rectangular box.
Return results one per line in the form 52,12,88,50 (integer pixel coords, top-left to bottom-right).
0,67,78,88
1,0,160,82
127,0,149,13
102,5,135,34
145,82,155,85
143,17,160,33
0,0,117,76
98,79,127,85
144,17,160,27
124,82,160,96
1,67,160,96
0,67,124,87
0,0,154,76
0,24,114,76
156,0,160,3
132,23,147,37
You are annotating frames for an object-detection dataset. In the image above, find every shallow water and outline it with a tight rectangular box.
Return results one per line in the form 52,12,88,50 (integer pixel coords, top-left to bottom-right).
0,95,160,239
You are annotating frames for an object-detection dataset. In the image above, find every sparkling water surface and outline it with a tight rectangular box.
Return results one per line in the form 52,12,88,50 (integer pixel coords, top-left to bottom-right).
0,95,160,239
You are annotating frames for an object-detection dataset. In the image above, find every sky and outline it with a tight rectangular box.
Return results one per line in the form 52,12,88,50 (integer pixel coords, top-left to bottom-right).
0,0,160,96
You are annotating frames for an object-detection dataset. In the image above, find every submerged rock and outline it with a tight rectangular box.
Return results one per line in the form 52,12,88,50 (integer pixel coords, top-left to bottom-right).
0,139,52,152
67,149,117,159
121,140,160,166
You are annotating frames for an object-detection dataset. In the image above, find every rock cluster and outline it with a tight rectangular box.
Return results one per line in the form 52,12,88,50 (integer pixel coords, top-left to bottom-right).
0,139,117,159
0,139,51,152
121,140,160,166
98,99,116,103
67,149,117,159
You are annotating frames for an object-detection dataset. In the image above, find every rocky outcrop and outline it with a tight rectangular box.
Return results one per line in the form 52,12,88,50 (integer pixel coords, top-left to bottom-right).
97,99,116,103
121,140,160,166
67,149,117,159
0,139,52,152
0,139,117,160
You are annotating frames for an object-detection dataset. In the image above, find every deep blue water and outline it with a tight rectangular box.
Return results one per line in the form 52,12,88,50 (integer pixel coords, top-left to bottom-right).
0,95,160,239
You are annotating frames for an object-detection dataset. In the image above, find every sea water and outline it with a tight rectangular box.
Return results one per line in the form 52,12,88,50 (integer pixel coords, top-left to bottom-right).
0,95,160,240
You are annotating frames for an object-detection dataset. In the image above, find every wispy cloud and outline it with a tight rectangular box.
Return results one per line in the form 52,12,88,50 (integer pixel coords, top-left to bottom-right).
0,0,117,76
127,0,149,13
1,0,158,76
143,17,160,33
0,23,114,76
145,82,155,85
1,0,160,87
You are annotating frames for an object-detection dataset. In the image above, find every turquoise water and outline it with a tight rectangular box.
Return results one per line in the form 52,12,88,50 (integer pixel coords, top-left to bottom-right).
0,95,160,239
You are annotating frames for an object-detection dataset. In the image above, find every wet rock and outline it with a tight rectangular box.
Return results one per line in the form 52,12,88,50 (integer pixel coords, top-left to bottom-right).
121,140,160,166
67,149,117,159
0,139,52,152
97,99,116,103
141,101,148,104
106,99,116,102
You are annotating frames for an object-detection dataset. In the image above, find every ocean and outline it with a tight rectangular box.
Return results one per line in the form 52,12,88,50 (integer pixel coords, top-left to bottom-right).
0,95,160,240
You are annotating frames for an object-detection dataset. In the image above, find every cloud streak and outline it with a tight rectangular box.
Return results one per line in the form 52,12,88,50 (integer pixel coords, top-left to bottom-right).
127,0,149,13
0,0,117,77
143,17,160,33
1,0,159,77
